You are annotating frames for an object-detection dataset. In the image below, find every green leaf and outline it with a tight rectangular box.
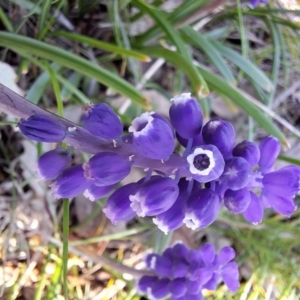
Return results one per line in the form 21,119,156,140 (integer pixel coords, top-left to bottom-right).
51,31,151,62
195,64,287,144
181,26,236,84
211,41,273,92
0,31,150,109
278,155,300,167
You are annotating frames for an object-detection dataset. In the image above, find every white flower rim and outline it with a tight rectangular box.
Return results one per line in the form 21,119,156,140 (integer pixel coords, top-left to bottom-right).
128,112,154,137
170,93,191,105
187,148,215,176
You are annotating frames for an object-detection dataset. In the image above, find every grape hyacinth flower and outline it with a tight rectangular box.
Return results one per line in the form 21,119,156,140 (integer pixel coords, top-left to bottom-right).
138,243,240,300
129,112,175,160
18,114,66,142
82,103,122,140
37,148,71,180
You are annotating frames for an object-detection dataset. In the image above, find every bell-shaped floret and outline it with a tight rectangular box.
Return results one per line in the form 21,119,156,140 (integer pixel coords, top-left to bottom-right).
243,192,263,224
262,167,300,198
150,278,170,300
138,276,157,294
169,278,187,298
129,112,175,160
18,114,66,142
129,176,179,217
37,148,71,180
220,157,251,190
232,140,260,168
102,183,137,224
199,243,215,267
83,152,131,186
224,188,251,214
187,145,225,183
51,164,90,199
152,179,188,234
84,183,115,201
82,103,122,140
258,136,280,173
184,189,221,230
146,253,173,277
202,118,235,158
169,93,203,139
261,190,297,217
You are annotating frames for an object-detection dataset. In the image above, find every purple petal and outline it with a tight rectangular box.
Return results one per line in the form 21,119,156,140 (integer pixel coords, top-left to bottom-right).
202,118,235,158
198,243,215,266
262,168,300,198
187,145,225,183
232,140,260,167
37,148,71,180
82,103,122,140
147,253,173,277
184,189,221,229
222,262,240,292
103,183,137,224
150,278,170,299
169,278,187,297
217,247,236,265
258,136,280,173
137,275,157,293
203,273,220,290
169,93,203,139
220,157,251,190
129,176,179,217
51,164,90,199
243,192,264,224
261,190,297,216
129,112,175,160
84,183,115,201
19,114,66,142
83,152,131,186
224,188,251,214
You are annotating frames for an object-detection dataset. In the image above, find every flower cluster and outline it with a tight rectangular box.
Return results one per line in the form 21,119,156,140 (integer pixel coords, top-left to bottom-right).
138,243,239,300
18,93,299,233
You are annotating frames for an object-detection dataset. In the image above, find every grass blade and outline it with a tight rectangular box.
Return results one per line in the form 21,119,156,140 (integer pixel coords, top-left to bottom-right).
0,31,150,109
51,30,151,62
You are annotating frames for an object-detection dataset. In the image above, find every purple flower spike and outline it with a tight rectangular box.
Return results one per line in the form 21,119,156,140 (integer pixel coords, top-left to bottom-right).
184,189,221,230
224,188,251,214
83,152,131,186
169,93,203,139
129,112,175,160
103,183,137,224
152,179,188,234
84,183,115,201
187,145,225,183
51,164,90,199
129,176,179,217
243,192,263,224
232,140,260,167
220,157,251,190
258,136,280,173
202,118,235,158
18,114,66,142
82,103,122,140
37,148,71,180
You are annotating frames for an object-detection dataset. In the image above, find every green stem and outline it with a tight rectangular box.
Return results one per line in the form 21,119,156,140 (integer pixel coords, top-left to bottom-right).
62,198,69,300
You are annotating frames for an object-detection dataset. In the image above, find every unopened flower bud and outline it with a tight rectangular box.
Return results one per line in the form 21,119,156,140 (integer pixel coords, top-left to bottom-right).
84,183,115,201
232,140,260,167
202,118,235,158
169,93,203,139
82,103,122,140
258,136,280,173
220,157,251,190
37,148,71,180
224,188,251,214
18,114,66,142
129,112,175,160
51,164,90,199
83,152,131,186
103,183,137,224
129,176,179,217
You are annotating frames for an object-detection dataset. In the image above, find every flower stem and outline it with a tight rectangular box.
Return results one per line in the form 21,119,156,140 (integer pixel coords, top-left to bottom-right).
62,198,69,300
